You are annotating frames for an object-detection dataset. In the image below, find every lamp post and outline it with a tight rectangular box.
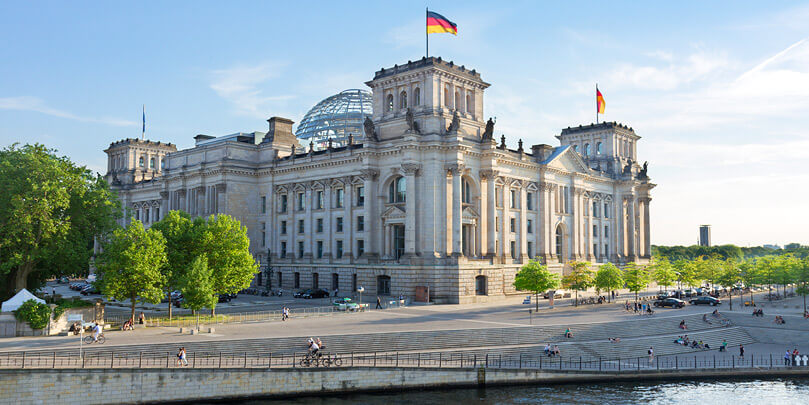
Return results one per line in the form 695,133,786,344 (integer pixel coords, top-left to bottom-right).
357,286,365,310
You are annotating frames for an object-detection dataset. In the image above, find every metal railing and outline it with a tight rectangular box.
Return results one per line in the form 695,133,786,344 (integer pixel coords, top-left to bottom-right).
0,349,805,372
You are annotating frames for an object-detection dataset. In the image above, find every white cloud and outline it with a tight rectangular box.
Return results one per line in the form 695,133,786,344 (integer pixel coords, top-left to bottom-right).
0,96,136,126
209,62,296,119
601,50,730,91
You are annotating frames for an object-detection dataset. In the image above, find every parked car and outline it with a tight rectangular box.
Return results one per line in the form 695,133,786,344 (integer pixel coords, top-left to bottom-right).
657,291,671,300
543,290,567,299
682,289,696,298
217,294,232,303
80,285,99,295
690,296,721,306
303,289,329,299
653,298,685,308
332,297,360,311
294,289,313,298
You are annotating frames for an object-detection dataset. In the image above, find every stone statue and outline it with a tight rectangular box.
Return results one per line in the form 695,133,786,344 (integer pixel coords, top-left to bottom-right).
482,117,495,140
500,134,506,149
405,108,420,133
327,138,333,149
446,111,460,133
347,133,353,145
623,161,632,175
517,139,524,152
638,161,649,179
363,117,378,141
309,141,314,153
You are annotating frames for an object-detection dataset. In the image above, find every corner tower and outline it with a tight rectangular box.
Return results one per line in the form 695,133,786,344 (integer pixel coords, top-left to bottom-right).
104,139,177,187
365,57,490,139
557,122,641,176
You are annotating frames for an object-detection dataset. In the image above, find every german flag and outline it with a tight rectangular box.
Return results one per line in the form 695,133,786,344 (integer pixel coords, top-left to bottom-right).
597,88,606,114
427,11,457,35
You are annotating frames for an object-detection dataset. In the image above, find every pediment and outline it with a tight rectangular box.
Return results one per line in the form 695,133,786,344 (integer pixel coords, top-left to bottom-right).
544,146,591,173
381,205,406,219
462,206,480,219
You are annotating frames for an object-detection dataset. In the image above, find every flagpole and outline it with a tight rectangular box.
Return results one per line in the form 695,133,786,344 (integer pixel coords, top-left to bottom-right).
142,104,145,139
595,84,598,125
426,7,429,58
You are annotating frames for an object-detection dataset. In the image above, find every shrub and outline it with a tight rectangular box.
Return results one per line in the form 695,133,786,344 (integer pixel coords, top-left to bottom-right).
52,297,94,320
14,300,51,330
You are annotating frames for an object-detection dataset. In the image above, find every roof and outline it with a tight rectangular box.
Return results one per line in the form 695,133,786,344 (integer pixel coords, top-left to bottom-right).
1,289,45,312
540,145,570,165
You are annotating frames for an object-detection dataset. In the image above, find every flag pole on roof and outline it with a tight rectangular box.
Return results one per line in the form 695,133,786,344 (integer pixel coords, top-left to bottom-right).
142,104,146,140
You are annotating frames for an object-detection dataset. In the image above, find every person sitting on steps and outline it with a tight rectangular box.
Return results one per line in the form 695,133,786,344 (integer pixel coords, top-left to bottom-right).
564,328,573,338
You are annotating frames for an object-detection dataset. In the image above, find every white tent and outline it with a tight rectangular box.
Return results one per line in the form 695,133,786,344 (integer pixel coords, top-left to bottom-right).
1,289,46,312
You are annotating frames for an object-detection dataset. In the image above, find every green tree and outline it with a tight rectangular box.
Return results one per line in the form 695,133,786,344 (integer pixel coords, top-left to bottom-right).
0,144,120,298
716,259,742,311
595,262,624,303
739,259,758,305
179,255,217,328
96,220,167,322
13,299,51,330
673,259,698,289
623,262,650,302
755,256,779,299
697,255,723,288
197,214,258,315
562,261,594,306
150,210,196,319
794,257,809,311
513,260,560,311
650,257,676,292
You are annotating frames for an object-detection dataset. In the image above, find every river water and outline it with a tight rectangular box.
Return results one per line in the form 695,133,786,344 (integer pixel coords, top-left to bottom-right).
232,378,809,404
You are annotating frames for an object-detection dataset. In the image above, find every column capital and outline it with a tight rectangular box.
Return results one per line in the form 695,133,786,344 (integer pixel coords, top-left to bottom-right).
215,183,227,193
159,191,169,199
444,163,465,176
402,163,421,176
623,195,635,203
479,169,498,180
176,189,187,197
639,196,652,203
539,183,557,192
359,168,380,181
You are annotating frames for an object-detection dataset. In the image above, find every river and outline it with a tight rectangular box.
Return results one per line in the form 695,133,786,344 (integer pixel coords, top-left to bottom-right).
227,378,809,404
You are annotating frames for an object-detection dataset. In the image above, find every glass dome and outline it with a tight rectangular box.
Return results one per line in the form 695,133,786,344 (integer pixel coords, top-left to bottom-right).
296,89,372,148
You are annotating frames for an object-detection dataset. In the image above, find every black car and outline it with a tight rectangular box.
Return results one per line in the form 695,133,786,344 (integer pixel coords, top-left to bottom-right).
690,296,721,306
653,298,685,308
294,289,313,298
303,289,329,299
217,294,232,303
80,285,99,295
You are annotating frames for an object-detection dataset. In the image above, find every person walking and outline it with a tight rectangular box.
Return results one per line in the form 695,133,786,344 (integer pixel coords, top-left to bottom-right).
375,296,382,309
739,344,745,358
138,312,145,325
648,347,654,363
177,347,188,367
785,350,792,366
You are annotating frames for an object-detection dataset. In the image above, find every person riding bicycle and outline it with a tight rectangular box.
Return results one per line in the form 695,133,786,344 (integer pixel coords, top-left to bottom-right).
308,338,319,357
316,338,325,353
92,322,102,342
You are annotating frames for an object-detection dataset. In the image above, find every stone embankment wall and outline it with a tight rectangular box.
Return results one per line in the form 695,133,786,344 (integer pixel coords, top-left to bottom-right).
4,367,809,405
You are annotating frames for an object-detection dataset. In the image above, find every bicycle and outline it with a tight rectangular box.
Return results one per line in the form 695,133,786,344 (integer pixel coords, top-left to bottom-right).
299,351,321,367
83,333,106,344
320,353,343,367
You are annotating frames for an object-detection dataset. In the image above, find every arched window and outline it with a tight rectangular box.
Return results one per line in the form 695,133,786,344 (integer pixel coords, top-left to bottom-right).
413,88,420,106
573,145,579,153
386,94,394,112
388,177,406,203
584,143,591,156
149,157,155,169
475,275,487,295
455,91,461,110
462,179,471,203
160,159,165,170
597,142,603,155
377,275,391,295
444,85,451,107
466,94,473,114
555,225,564,260
399,91,407,109
138,156,145,167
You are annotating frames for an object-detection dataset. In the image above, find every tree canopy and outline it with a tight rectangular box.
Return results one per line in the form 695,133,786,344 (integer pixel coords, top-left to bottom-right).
514,260,560,311
562,261,594,306
594,262,624,302
623,262,650,301
0,143,120,299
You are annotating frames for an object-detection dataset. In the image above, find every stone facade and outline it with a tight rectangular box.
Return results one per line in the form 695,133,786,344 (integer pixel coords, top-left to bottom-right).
104,57,655,304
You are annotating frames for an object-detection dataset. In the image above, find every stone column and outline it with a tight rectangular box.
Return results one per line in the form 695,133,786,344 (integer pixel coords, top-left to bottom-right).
641,197,652,258
344,177,353,259
586,196,595,262
626,195,637,261
402,163,420,256
159,191,169,220
360,169,379,259
613,193,623,262
480,171,495,257
289,187,296,261
446,164,463,257
519,182,528,262
570,187,580,261
324,185,331,259
305,184,313,259
215,184,226,216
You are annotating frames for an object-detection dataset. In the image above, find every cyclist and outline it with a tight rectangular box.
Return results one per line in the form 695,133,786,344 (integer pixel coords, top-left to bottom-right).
92,322,103,342
316,338,325,354
308,338,319,358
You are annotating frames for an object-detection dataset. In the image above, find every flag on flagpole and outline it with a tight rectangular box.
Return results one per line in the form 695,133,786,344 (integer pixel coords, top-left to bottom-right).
142,105,146,139
427,11,457,35
596,88,605,114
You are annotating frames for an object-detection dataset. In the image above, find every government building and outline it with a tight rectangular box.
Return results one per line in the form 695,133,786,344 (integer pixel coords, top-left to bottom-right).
103,57,655,304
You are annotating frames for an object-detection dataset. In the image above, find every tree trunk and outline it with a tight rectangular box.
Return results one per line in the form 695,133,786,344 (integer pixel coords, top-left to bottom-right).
535,292,539,312
575,290,578,307
168,296,173,321
12,262,35,293
728,290,733,311
130,295,137,325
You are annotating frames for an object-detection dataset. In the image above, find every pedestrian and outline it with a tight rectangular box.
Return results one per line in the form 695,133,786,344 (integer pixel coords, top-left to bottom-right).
334,288,339,297
720,339,727,352
785,350,792,366
739,344,745,358
177,347,188,367
648,347,654,363
376,296,382,309
138,312,145,325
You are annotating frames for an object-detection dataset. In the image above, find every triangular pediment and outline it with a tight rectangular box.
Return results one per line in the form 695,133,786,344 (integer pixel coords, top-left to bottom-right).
381,205,406,219
462,205,479,219
544,146,591,173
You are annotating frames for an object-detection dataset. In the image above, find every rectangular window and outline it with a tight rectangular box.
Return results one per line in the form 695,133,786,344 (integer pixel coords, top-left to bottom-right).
294,272,300,289
154,207,160,221
260,222,266,247
357,215,365,232
297,241,304,258
336,240,343,259
527,192,533,210
527,219,533,234
495,217,499,232
317,241,323,259
297,192,305,211
298,219,305,234
281,221,287,234
604,203,609,218
604,225,609,237
352,274,357,292
510,241,516,259
134,210,140,221
336,217,344,232
593,225,598,237
315,191,323,209
281,195,288,212
510,217,516,233
605,244,609,255
593,243,598,257
312,273,319,289
261,196,266,213
316,218,323,233
527,242,533,258
280,241,287,258
144,208,149,223
357,186,365,206
336,188,344,208
510,190,517,208
592,201,598,217
357,239,364,256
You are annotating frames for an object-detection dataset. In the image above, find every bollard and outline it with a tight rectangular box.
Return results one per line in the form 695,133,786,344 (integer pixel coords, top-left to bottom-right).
599,357,602,371
244,352,247,368
770,354,773,369
519,354,522,369
439,352,442,368
21,352,25,369
219,352,222,368
417,352,420,368
485,354,489,368
579,356,582,370
269,352,272,369
53,352,56,369
110,352,114,369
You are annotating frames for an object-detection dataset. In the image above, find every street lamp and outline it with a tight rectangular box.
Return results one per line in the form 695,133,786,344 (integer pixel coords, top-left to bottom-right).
357,286,364,311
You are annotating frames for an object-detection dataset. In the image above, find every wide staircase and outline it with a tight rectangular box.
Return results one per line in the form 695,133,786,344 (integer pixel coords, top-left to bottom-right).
7,313,755,362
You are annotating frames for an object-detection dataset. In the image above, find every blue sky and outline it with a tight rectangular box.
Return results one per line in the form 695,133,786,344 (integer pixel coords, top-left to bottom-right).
2,1,808,246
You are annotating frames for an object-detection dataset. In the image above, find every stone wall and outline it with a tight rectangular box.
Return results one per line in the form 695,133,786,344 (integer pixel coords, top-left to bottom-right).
4,367,809,405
